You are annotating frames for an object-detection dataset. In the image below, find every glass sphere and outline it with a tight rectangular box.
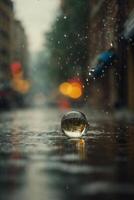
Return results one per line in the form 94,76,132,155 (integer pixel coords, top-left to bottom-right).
61,111,89,138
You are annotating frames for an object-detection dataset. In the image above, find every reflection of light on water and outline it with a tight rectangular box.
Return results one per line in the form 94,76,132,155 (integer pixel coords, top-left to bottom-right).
8,109,62,200
64,128,86,138
76,139,86,160
69,139,86,160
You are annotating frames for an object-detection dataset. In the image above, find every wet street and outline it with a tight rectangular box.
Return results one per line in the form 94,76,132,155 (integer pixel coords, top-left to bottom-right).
0,108,134,200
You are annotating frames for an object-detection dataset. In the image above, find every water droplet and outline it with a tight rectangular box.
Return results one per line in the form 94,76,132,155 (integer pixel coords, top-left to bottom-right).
61,111,89,138
110,42,113,47
63,16,67,20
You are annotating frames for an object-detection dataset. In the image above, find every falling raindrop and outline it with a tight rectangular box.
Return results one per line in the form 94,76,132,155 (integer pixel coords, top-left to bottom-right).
61,111,89,138
110,42,113,47
63,15,67,20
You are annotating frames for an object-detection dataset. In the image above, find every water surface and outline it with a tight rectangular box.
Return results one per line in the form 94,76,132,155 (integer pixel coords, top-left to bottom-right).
0,108,134,200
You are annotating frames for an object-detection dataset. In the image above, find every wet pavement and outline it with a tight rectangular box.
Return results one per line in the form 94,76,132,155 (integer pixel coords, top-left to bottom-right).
0,108,134,200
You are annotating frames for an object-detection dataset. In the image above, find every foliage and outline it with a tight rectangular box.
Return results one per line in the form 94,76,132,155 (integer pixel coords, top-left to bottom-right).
45,0,89,83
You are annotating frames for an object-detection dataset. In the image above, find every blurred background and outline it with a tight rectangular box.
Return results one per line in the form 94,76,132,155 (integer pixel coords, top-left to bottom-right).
0,1,134,200
0,0,133,112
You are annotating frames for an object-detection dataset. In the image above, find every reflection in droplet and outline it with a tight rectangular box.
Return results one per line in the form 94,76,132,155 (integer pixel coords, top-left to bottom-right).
61,111,89,138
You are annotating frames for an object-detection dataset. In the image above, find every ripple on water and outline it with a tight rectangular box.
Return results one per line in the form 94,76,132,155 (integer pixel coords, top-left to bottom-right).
81,182,134,195
41,160,114,175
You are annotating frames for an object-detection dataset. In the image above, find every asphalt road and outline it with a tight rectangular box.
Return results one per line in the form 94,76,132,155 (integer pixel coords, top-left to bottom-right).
0,107,134,200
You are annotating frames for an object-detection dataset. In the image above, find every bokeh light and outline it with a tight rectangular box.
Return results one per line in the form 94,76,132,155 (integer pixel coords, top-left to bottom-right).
69,82,82,99
11,62,22,75
10,61,30,94
59,81,82,99
59,82,72,96
11,79,30,94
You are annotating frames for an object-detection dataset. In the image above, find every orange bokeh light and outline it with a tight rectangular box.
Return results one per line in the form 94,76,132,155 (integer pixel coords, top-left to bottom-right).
11,79,30,94
69,82,82,99
59,81,82,99
59,82,72,96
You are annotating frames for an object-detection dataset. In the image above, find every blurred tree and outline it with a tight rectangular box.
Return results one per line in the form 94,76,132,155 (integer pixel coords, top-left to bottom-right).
30,51,54,95
45,0,89,85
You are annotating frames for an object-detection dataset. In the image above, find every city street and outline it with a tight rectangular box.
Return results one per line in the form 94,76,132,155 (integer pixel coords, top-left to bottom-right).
0,107,134,200
0,1,134,200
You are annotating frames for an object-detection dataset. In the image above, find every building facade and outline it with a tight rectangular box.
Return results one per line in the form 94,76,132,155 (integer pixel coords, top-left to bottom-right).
0,0,29,108
11,19,29,77
88,0,134,110
0,0,13,81
124,0,134,110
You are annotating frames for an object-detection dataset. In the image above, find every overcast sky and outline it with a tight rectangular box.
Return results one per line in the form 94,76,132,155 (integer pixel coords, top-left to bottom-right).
13,0,60,53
